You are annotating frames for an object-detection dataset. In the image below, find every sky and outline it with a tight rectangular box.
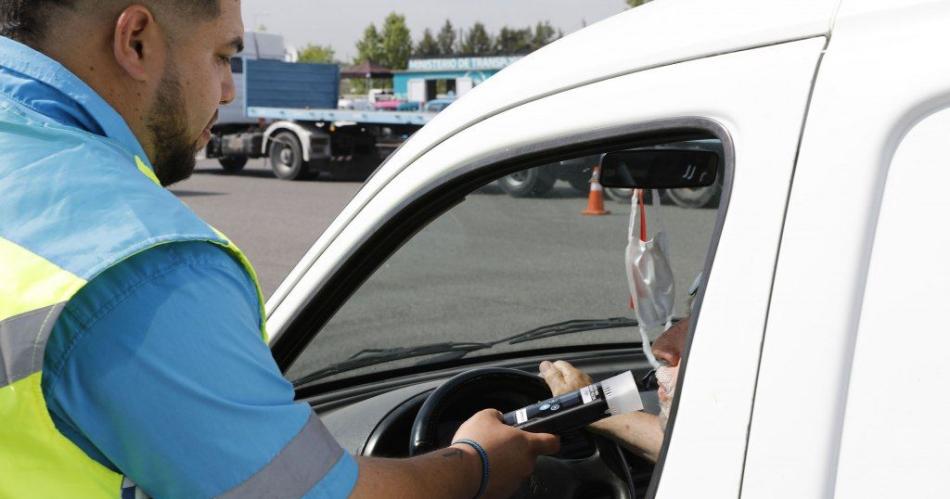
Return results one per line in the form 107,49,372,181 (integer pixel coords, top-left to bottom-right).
241,0,630,61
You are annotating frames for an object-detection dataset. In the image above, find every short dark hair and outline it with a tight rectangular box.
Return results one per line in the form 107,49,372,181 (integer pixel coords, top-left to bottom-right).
0,0,220,45
0,1,73,44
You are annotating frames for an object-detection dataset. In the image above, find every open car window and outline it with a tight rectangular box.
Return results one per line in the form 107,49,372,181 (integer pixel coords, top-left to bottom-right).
286,131,731,496
286,135,725,386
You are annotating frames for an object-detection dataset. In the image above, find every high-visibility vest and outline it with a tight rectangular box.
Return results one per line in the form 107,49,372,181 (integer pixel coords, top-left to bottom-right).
0,85,267,497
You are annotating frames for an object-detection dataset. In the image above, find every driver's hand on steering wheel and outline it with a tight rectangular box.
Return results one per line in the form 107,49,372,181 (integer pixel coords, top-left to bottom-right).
539,360,664,463
451,409,561,499
539,360,622,435
539,360,593,395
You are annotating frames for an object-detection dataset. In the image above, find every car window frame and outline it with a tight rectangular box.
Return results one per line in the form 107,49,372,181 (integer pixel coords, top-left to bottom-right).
279,118,730,366
271,117,734,497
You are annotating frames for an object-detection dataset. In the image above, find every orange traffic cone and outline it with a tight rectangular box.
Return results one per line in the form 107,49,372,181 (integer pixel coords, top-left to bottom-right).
582,165,611,216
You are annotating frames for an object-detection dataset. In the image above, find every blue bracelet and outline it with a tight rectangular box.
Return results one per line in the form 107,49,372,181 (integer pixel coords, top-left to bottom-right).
452,439,490,499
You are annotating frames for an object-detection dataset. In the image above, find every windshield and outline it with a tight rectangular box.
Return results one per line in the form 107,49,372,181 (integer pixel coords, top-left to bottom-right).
286,139,722,384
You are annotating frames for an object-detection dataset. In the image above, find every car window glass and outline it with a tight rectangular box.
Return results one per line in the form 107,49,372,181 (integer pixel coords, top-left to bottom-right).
287,137,724,384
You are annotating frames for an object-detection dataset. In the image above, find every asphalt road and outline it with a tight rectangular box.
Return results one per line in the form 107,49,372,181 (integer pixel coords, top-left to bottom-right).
173,159,719,383
290,184,717,381
173,159,363,297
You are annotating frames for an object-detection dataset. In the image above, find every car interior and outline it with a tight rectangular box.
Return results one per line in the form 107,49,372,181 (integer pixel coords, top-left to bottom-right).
273,129,730,499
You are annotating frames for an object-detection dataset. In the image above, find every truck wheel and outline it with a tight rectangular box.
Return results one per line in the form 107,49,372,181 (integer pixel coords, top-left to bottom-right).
605,188,661,205
567,175,591,193
498,167,556,197
218,156,247,172
665,182,721,209
605,187,634,202
269,131,308,180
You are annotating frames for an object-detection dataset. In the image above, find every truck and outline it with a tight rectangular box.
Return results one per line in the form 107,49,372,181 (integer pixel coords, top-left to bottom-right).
205,32,436,180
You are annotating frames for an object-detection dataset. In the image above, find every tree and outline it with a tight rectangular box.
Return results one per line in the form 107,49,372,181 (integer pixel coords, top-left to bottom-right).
380,12,412,69
355,23,385,64
461,22,493,55
530,21,558,51
415,28,440,57
298,43,336,64
494,26,533,55
436,20,457,57
626,0,651,7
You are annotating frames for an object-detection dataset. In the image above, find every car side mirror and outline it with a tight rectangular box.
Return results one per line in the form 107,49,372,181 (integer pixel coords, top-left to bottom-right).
599,142,720,189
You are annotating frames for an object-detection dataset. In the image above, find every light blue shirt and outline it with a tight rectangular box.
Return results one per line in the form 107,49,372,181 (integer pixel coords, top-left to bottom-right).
0,36,356,498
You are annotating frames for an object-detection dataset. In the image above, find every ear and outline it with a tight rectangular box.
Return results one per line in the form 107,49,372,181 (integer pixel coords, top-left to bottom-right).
112,5,164,82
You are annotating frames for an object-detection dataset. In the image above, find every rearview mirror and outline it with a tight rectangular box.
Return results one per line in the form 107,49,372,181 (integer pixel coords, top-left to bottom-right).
599,142,720,189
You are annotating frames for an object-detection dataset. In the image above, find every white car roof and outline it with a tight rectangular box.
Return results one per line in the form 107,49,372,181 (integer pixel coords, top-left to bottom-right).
379,0,839,179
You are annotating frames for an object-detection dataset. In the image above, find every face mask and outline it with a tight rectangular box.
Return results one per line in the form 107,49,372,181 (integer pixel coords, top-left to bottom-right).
626,189,676,367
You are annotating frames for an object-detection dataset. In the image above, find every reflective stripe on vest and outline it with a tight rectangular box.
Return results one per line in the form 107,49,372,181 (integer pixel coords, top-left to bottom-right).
0,101,267,497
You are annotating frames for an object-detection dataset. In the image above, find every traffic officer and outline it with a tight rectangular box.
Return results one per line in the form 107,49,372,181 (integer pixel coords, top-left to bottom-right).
0,1,558,497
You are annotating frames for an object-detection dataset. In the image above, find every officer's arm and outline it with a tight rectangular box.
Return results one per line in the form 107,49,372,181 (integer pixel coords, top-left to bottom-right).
352,408,559,499
43,243,357,497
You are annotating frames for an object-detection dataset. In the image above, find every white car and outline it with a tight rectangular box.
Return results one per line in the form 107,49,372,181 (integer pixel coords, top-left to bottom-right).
265,0,950,497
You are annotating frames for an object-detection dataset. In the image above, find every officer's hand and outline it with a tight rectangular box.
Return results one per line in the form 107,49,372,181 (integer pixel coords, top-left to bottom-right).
539,360,593,396
451,409,560,499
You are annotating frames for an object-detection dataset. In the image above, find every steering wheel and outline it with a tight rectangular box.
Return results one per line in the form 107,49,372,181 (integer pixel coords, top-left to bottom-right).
409,367,634,499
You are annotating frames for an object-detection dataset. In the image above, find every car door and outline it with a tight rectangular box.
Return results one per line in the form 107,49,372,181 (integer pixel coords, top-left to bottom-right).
268,38,825,497
742,2,950,497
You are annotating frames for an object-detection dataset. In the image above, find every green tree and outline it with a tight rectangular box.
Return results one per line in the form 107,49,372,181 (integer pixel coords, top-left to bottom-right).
461,22,493,55
380,12,412,69
436,19,457,56
355,23,385,64
415,28,440,57
297,43,336,64
626,0,651,7
530,21,558,51
494,26,533,55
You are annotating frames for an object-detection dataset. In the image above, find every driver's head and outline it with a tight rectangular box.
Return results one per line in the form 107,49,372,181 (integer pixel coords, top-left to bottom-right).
652,317,687,367
0,0,243,186
653,317,688,431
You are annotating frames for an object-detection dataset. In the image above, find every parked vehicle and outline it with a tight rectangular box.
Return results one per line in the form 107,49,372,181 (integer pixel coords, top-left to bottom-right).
396,101,423,112
369,89,401,111
496,156,594,197
266,1,950,497
422,98,456,113
205,33,436,180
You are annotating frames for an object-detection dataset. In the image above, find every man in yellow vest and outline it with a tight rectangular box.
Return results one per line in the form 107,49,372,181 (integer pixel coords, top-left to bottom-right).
0,1,558,497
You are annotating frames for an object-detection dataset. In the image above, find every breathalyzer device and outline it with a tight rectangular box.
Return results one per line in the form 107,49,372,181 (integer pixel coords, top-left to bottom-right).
503,371,643,434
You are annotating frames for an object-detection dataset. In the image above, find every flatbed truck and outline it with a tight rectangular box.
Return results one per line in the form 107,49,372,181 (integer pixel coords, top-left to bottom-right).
205,33,436,180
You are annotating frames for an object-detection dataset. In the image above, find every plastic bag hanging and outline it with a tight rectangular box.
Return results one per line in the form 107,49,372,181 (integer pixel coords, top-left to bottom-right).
625,189,675,368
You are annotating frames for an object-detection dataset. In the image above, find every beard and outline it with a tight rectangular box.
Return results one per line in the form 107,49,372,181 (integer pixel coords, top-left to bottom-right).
656,364,678,432
145,63,200,187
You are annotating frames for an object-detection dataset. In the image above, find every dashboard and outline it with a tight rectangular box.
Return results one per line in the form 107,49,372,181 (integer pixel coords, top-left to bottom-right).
315,354,659,457
309,350,660,498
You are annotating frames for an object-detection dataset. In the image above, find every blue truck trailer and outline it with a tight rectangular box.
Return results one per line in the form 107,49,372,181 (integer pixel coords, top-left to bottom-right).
205,34,436,180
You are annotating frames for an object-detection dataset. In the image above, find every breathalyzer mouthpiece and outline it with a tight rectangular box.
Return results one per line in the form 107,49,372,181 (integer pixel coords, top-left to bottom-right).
503,371,643,434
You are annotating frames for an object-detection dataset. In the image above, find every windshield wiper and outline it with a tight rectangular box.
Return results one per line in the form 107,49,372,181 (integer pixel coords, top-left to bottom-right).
497,317,640,345
293,317,644,387
292,341,492,387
